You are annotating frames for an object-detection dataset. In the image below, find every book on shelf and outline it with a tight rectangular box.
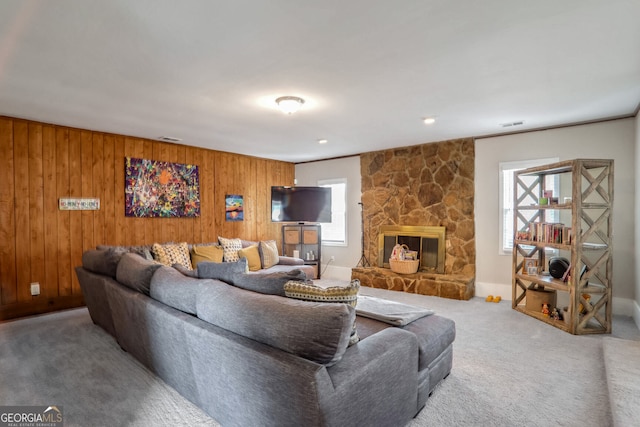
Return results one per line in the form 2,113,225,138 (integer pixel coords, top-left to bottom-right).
523,222,571,245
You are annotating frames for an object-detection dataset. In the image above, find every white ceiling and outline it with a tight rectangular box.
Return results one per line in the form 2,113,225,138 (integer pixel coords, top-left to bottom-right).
1,0,639,163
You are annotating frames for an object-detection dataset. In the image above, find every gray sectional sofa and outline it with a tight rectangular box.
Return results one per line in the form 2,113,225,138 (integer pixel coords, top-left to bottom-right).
76,247,456,427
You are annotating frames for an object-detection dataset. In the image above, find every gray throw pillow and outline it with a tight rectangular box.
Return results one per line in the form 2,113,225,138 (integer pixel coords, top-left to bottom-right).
232,269,307,296
116,253,163,295
196,258,248,284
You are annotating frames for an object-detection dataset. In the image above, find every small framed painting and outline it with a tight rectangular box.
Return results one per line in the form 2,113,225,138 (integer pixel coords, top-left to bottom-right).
225,195,243,221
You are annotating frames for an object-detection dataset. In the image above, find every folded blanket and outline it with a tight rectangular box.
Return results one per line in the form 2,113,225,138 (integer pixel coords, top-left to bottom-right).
355,295,434,326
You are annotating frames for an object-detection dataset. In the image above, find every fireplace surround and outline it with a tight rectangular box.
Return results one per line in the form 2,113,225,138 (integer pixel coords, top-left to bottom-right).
353,138,476,300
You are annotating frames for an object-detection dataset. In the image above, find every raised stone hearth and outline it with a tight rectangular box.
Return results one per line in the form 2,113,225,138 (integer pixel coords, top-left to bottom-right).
352,267,474,301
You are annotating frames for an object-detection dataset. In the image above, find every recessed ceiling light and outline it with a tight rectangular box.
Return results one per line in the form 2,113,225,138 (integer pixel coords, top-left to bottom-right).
423,117,436,125
317,139,328,144
158,136,182,142
500,120,525,128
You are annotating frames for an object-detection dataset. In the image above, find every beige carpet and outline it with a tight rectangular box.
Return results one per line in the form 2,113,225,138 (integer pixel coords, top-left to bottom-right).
602,337,640,427
1,287,639,426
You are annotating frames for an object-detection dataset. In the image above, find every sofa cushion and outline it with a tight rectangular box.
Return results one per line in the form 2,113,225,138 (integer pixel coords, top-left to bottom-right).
232,269,308,296
196,283,355,365
218,236,243,262
150,266,221,314
276,256,304,266
238,245,262,272
355,314,456,372
172,263,198,278
96,244,154,260
116,253,163,295
190,244,223,267
82,248,123,278
241,239,258,248
259,240,280,269
284,279,361,345
248,263,316,280
152,242,193,270
196,258,248,284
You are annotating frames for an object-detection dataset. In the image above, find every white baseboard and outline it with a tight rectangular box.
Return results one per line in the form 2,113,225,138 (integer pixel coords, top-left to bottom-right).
476,281,636,317
475,282,511,300
612,296,636,317
633,300,640,330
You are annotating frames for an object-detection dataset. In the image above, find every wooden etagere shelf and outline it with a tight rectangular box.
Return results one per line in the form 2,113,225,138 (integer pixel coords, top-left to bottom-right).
512,159,614,335
282,224,322,279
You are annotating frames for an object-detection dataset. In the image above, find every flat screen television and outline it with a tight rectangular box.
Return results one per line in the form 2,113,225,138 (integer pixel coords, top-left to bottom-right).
271,186,332,223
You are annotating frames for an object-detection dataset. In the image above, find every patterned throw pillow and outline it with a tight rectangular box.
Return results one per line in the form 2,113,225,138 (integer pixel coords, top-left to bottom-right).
218,236,243,262
238,245,262,271
152,242,193,270
259,240,280,269
191,244,224,267
284,279,361,345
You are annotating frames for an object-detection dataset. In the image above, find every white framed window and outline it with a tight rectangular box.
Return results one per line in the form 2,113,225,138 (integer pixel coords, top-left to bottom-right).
499,158,559,255
318,178,347,246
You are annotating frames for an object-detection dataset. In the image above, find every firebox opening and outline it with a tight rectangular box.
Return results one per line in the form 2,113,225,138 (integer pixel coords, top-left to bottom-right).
378,225,445,274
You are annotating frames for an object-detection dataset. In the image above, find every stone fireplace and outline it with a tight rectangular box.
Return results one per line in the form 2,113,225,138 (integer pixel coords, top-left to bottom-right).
378,225,445,273
351,138,476,300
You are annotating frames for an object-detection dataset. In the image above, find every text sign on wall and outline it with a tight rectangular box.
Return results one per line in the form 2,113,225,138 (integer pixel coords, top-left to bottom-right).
59,198,100,211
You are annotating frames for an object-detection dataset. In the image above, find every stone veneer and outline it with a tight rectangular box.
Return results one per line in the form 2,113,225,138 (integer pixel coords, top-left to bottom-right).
354,138,475,300
352,268,475,300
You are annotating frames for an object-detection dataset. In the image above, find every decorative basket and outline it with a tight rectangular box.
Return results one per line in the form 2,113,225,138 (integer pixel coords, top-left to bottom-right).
389,259,420,274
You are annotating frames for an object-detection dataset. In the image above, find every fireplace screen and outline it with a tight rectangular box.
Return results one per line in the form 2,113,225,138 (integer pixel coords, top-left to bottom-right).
378,226,445,273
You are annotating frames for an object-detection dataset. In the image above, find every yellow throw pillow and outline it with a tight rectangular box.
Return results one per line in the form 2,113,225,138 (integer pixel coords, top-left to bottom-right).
238,245,262,272
191,245,224,267
152,242,193,270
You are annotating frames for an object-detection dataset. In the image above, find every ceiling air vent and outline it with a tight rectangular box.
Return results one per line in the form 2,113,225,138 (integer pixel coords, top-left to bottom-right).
158,136,182,142
500,121,524,128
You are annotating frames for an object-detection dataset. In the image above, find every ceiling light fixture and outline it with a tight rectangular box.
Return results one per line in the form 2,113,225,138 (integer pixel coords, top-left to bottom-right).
275,96,305,114
317,139,328,144
423,117,436,125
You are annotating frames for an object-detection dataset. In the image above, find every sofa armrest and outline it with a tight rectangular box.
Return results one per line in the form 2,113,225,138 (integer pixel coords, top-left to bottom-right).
321,327,419,426
277,256,304,266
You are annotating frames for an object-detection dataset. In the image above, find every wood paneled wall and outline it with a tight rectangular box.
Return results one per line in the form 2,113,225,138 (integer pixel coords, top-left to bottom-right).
0,116,294,320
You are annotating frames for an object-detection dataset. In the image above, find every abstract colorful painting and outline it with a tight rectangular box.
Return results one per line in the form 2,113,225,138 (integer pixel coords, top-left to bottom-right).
125,157,200,217
225,194,243,221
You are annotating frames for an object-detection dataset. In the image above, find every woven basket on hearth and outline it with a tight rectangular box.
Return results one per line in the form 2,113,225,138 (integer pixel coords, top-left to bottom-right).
389,259,419,274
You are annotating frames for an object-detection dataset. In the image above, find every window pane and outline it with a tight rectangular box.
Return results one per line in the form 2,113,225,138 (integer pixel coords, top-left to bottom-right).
319,180,346,244
499,158,558,254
